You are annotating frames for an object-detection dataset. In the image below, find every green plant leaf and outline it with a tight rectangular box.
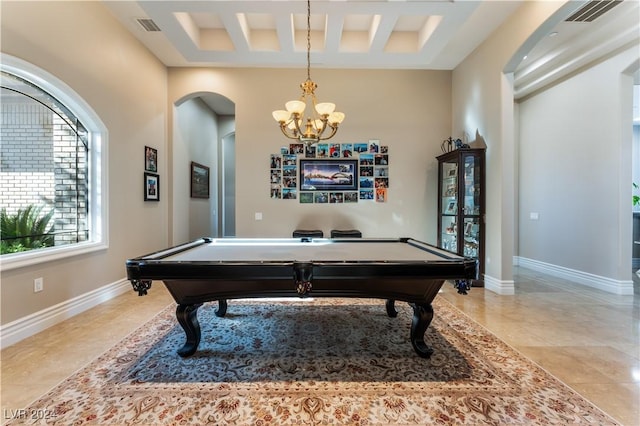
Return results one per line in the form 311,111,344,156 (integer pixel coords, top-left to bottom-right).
0,204,55,254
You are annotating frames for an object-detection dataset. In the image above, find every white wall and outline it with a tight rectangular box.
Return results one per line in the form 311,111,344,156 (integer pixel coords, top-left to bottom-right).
518,45,638,294
1,2,168,324
173,97,219,243
168,68,452,242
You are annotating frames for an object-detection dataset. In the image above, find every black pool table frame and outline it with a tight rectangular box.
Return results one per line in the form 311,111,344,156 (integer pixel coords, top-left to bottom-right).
126,237,477,358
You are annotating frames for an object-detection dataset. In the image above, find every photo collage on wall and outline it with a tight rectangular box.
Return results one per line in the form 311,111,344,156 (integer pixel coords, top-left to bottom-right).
269,140,389,203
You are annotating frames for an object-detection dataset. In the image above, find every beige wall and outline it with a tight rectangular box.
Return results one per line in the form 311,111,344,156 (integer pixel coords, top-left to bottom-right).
452,1,567,289
1,1,168,324
168,68,452,241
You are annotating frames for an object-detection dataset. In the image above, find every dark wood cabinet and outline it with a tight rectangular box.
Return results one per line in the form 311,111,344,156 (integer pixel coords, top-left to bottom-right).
437,148,485,285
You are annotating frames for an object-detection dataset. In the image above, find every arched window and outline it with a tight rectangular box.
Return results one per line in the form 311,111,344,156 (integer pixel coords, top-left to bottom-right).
0,54,107,270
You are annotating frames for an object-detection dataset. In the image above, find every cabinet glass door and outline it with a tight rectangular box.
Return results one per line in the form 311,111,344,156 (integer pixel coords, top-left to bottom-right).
462,217,480,257
462,154,481,216
441,216,457,251
440,161,458,251
462,154,481,259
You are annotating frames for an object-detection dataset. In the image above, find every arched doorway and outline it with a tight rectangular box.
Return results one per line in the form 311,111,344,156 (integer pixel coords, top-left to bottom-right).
173,92,235,243
509,2,638,295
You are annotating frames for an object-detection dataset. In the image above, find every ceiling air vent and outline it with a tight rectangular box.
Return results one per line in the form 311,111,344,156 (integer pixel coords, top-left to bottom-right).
565,0,622,22
136,18,161,32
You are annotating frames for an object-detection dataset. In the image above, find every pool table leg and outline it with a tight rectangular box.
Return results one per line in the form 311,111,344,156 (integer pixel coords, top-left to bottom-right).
175,303,203,357
410,303,434,358
385,299,398,317
215,299,228,317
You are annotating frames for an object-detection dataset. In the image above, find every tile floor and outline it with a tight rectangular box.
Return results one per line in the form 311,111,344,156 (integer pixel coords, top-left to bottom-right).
1,267,638,425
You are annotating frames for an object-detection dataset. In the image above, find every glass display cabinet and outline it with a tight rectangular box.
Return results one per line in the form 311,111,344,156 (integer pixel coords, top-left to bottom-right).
436,148,485,285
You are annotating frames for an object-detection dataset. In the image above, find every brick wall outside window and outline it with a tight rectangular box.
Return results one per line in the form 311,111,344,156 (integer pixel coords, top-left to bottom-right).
0,101,88,246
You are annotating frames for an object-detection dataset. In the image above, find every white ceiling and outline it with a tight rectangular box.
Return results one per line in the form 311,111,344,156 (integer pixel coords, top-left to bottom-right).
103,0,639,112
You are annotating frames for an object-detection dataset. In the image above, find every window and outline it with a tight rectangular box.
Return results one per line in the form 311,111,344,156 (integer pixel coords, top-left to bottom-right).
0,54,107,270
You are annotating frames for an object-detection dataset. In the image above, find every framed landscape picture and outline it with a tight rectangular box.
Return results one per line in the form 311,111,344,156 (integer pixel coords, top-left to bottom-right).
299,159,358,191
190,162,210,199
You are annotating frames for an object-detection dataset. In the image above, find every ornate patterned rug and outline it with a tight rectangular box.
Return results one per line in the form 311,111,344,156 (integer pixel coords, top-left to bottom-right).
10,297,617,425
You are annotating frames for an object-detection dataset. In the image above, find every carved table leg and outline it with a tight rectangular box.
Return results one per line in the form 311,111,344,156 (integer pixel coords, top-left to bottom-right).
410,303,434,358
293,262,313,297
385,299,398,317
215,299,228,317
176,303,203,357
131,279,152,296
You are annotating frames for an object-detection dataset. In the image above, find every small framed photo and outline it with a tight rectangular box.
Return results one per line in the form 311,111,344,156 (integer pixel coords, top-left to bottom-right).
191,161,210,199
445,200,457,214
465,221,474,236
144,172,159,201
145,146,158,172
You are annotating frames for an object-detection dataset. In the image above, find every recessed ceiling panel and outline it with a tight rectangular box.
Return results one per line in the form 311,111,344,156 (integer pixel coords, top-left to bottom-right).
340,14,376,52
189,12,224,29
340,30,370,53
200,29,234,51
246,13,277,30
384,32,419,53
250,29,280,51
394,15,428,31
343,14,373,31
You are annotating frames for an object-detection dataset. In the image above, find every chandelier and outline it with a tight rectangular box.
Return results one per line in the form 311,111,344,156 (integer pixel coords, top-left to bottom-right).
272,0,345,147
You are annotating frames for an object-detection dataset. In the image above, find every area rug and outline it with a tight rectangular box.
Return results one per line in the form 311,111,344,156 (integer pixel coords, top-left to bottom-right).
8,297,617,425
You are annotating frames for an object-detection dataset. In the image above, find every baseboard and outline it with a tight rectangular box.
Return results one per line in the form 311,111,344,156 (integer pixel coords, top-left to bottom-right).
483,274,515,295
0,278,131,349
515,256,634,295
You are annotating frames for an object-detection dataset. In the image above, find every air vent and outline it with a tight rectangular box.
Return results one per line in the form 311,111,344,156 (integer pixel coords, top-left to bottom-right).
565,0,622,22
136,18,161,32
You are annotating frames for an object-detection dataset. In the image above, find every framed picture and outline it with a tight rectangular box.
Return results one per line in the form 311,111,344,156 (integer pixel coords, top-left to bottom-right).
144,172,159,201
145,146,158,172
465,221,474,236
190,161,210,198
299,159,358,191
445,200,457,214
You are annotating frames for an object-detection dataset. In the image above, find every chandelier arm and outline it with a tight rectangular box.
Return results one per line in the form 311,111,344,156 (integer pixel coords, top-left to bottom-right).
290,113,304,136
314,118,329,137
317,124,339,141
279,123,301,140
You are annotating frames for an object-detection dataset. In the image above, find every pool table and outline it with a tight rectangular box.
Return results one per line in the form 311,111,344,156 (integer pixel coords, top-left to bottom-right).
126,237,477,358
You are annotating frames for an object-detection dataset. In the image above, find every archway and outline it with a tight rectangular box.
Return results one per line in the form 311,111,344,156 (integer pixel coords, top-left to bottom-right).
172,92,235,243
509,5,638,295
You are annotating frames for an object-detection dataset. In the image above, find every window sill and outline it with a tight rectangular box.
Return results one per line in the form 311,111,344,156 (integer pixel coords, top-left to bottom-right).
0,242,108,272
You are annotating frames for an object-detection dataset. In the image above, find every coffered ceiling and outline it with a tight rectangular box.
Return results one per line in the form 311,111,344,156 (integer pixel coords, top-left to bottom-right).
104,0,524,70
103,0,639,106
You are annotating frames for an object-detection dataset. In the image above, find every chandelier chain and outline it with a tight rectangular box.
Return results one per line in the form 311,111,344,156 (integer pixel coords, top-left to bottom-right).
306,0,311,82
271,0,344,146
